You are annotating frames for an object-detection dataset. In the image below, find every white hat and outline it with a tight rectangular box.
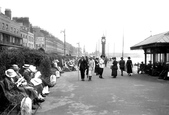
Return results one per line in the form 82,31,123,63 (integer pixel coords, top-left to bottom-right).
5,69,17,78
53,59,59,63
29,65,37,72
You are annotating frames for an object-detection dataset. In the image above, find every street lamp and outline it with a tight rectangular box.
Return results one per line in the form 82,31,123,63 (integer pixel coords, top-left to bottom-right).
60,29,66,56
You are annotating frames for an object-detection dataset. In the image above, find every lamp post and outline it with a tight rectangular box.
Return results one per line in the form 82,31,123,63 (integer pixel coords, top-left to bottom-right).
60,29,66,56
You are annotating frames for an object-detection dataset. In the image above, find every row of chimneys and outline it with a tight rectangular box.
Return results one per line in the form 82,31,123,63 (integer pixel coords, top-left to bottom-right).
0,7,12,19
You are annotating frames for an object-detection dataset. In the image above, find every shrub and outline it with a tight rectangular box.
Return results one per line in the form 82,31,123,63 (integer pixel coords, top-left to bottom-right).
0,48,52,80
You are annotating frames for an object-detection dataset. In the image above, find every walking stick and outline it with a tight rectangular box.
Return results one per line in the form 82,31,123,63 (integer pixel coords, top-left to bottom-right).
78,67,79,81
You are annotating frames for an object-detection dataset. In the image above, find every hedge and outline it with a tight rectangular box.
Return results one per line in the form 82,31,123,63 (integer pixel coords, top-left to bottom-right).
0,48,52,80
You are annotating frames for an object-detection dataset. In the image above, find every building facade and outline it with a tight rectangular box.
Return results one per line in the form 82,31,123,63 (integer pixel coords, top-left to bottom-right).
33,27,46,50
0,9,23,49
27,32,34,49
0,8,78,56
20,23,28,47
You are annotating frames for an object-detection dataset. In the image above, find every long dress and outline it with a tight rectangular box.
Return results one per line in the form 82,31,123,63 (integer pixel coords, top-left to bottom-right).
111,60,118,78
126,59,133,74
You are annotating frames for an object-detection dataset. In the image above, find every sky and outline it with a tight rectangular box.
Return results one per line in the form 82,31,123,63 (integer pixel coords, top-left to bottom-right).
1,0,169,54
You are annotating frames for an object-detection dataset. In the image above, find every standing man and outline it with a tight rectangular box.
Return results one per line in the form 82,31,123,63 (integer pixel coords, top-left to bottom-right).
111,57,118,78
119,57,125,76
98,55,105,79
78,56,88,81
126,57,133,76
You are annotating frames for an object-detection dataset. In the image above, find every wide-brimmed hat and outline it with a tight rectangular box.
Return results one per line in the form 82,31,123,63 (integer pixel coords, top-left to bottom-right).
29,65,37,72
22,64,30,68
5,69,17,78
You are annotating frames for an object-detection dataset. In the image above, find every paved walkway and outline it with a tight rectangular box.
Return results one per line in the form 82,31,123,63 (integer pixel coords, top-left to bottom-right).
36,66,169,115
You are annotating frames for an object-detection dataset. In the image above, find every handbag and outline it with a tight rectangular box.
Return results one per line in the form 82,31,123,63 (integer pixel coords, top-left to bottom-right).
50,75,57,86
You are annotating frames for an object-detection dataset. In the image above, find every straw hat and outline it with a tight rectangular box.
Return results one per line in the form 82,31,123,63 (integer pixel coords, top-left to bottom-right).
5,69,17,78
22,64,30,68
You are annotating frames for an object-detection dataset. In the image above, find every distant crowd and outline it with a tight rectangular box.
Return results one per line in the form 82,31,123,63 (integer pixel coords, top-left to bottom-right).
77,55,133,81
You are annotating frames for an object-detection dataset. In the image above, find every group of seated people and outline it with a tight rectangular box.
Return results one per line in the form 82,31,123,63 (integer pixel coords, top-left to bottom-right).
137,61,169,80
2,64,50,111
62,59,77,71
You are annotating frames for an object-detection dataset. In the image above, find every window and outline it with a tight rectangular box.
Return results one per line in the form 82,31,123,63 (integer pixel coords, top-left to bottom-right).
0,33,3,42
11,27,13,32
10,36,13,43
14,28,16,33
6,24,8,31
2,23,5,30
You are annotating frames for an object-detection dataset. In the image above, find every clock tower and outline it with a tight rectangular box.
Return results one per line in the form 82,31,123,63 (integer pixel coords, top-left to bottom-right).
101,35,106,56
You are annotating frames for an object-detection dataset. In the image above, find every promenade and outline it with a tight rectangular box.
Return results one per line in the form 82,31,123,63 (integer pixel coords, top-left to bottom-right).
36,64,169,115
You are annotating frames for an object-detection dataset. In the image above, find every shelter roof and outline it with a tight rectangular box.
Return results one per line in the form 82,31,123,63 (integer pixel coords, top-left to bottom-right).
130,31,169,50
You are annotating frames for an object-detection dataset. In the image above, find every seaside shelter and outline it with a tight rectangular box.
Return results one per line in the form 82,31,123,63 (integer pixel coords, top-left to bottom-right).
130,31,169,65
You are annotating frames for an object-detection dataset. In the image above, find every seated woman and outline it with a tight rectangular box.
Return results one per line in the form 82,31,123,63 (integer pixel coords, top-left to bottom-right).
11,64,39,102
3,69,26,104
22,64,45,105
29,65,46,101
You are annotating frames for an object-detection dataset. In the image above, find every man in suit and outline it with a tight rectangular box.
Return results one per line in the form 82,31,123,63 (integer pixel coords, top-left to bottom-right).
78,56,88,81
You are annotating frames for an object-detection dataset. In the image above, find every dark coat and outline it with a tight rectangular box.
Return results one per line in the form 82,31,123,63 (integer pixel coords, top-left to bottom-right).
111,60,118,77
94,60,99,73
126,59,133,73
78,59,87,71
119,60,125,70
22,69,32,83
3,77,25,104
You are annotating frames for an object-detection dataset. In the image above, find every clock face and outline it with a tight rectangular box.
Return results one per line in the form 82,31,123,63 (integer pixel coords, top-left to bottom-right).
102,38,105,43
